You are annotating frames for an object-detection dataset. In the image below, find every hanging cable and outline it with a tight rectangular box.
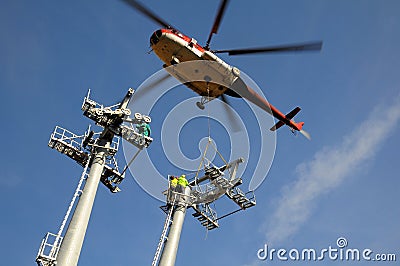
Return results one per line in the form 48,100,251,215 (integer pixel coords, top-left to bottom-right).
192,83,231,189
206,83,211,139
194,139,211,189
210,140,229,173
121,148,142,177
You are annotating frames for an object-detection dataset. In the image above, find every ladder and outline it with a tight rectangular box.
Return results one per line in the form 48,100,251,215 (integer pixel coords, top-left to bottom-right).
192,204,219,230
226,187,256,210
36,157,91,266
152,196,176,266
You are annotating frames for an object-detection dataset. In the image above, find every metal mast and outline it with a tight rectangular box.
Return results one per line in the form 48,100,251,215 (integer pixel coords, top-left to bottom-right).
36,88,153,266
56,133,111,266
157,187,191,266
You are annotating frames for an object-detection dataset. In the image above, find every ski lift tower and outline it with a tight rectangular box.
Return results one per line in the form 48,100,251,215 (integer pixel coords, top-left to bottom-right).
36,88,153,266
152,157,257,266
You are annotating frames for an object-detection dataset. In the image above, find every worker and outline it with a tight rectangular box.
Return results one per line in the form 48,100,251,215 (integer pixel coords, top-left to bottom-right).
136,122,151,137
167,175,178,207
177,174,189,193
170,175,178,190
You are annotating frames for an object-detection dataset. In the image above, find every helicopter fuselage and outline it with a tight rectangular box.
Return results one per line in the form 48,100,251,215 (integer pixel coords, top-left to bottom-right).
150,29,240,98
149,28,306,134
123,0,320,138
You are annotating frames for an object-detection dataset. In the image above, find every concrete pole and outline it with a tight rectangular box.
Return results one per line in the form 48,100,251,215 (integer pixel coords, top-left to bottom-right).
56,138,110,266
158,187,190,266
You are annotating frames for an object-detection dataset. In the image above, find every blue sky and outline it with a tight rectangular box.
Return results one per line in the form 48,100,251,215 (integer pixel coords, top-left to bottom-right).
1,0,399,265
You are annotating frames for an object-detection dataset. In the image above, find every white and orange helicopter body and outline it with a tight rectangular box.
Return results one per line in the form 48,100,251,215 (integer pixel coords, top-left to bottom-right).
124,0,322,138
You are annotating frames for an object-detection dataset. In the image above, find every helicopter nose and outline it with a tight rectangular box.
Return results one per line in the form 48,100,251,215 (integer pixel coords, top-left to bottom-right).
150,29,162,46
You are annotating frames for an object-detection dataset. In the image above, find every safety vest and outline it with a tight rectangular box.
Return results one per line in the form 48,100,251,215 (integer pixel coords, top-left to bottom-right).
170,178,178,187
144,123,151,136
137,123,151,137
177,176,189,187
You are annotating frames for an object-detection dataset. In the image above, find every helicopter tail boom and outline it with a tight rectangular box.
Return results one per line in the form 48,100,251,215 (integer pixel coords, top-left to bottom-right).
230,78,309,138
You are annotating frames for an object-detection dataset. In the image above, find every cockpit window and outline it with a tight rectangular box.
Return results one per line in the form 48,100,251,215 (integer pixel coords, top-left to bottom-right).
150,30,162,45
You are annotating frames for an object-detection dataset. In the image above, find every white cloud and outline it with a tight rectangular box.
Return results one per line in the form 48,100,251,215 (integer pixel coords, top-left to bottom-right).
264,95,400,244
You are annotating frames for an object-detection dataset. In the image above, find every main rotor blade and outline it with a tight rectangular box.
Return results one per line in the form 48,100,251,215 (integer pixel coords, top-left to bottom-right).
220,94,242,132
213,41,323,55
132,71,172,100
122,0,173,29
205,0,230,49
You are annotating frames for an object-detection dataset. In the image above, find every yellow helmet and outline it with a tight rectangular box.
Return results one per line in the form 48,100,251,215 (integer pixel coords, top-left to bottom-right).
180,174,186,178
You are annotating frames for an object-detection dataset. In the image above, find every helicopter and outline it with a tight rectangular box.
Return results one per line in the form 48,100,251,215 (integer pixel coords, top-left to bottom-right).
123,0,322,139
